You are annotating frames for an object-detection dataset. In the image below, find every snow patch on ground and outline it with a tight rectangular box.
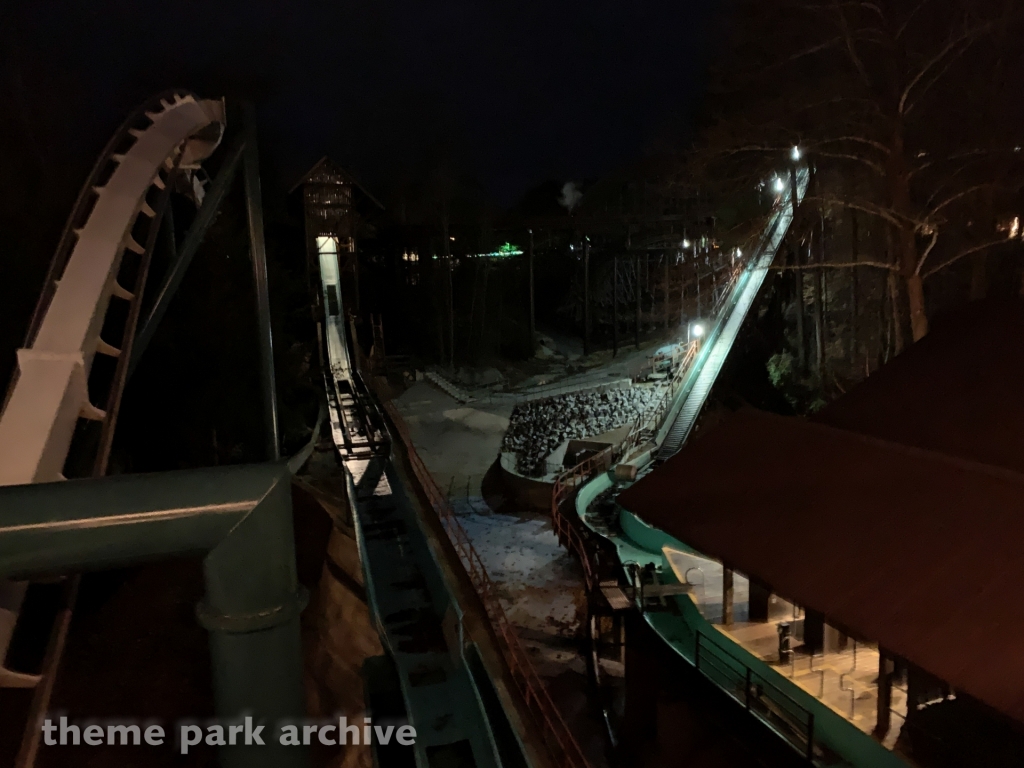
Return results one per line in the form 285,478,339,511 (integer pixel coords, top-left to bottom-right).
440,407,510,433
453,500,581,634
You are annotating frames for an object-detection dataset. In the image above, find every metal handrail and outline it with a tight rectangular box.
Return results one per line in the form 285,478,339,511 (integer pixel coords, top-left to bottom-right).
695,631,816,762
549,444,617,592
839,674,856,719
381,399,592,768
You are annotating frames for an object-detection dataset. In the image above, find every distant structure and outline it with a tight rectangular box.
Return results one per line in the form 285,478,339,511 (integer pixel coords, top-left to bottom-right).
292,157,384,374
292,156,383,324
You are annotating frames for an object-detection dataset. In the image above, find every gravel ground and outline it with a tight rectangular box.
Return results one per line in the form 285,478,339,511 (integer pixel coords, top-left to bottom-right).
502,385,667,475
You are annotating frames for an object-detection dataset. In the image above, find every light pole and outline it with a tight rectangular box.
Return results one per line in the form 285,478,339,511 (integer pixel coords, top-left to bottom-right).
528,228,535,348
583,236,591,357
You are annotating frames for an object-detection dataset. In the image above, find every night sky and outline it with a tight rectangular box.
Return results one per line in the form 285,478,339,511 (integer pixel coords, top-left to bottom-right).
5,1,716,204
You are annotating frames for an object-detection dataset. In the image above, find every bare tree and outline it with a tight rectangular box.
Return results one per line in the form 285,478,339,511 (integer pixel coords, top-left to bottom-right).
695,0,1024,342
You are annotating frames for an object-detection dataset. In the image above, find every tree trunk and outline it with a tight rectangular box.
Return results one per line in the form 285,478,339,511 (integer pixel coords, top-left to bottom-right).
583,239,591,356
635,258,641,349
528,229,535,345
664,255,670,330
888,271,905,356
613,256,619,357
794,243,806,373
905,272,927,342
443,221,454,368
679,255,686,325
887,117,928,343
811,235,825,383
850,211,859,367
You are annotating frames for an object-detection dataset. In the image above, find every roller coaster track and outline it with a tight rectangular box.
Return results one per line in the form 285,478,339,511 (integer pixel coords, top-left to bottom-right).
656,168,809,461
0,91,226,766
546,167,813,764
317,252,590,764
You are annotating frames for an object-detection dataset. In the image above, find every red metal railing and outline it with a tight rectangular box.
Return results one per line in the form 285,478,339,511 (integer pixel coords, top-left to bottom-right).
549,446,614,592
381,400,593,768
547,337,701,593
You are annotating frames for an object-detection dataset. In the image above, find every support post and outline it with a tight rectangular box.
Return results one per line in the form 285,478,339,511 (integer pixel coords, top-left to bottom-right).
583,238,591,357
528,229,535,348
794,245,806,373
242,104,281,461
749,579,771,622
679,252,686,325
129,136,246,379
696,252,702,318
199,477,308,768
804,610,824,654
808,164,826,382
634,256,641,349
612,256,619,357
664,254,670,330
0,464,310,768
722,568,734,626
813,236,825,383
875,649,894,739
444,219,454,369
850,210,859,367
790,165,806,374
622,611,659,752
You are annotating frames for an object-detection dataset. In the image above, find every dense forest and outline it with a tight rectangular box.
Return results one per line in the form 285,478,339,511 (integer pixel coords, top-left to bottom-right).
3,0,1023,469
691,0,1024,405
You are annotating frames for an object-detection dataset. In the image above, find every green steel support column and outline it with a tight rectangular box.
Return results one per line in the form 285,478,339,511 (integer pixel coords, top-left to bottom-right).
0,464,309,768
198,476,308,768
128,135,246,380
242,103,281,461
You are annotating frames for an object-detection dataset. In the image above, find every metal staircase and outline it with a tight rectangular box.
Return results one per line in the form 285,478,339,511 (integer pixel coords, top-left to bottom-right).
657,168,809,461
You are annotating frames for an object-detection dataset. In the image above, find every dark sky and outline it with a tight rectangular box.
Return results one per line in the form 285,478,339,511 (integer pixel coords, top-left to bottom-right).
6,0,716,205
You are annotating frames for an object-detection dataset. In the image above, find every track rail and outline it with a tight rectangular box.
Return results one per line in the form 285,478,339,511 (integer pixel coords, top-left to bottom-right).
382,400,593,768
0,91,226,767
657,169,809,461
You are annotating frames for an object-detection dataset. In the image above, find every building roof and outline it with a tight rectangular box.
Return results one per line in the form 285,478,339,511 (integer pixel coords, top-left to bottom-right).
814,299,1024,473
289,156,384,209
617,407,1024,726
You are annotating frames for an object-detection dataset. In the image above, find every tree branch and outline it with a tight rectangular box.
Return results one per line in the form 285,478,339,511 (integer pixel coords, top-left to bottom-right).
896,0,932,40
833,0,874,91
899,21,994,116
927,183,993,217
771,261,894,271
922,238,1011,279
804,194,917,229
914,229,939,275
814,135,891,155
810,150,887,176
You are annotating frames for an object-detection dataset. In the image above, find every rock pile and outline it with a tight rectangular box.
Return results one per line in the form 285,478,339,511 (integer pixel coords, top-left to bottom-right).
502,386,667,477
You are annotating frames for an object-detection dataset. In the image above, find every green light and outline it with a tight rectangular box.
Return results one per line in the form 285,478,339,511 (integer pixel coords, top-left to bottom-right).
470,242,523,259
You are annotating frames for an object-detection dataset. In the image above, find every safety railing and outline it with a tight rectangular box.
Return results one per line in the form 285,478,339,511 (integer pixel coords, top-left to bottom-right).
695,630,816,762
549,445,617,592
546,335,699,562
380,399,592,768
648,342,699,424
